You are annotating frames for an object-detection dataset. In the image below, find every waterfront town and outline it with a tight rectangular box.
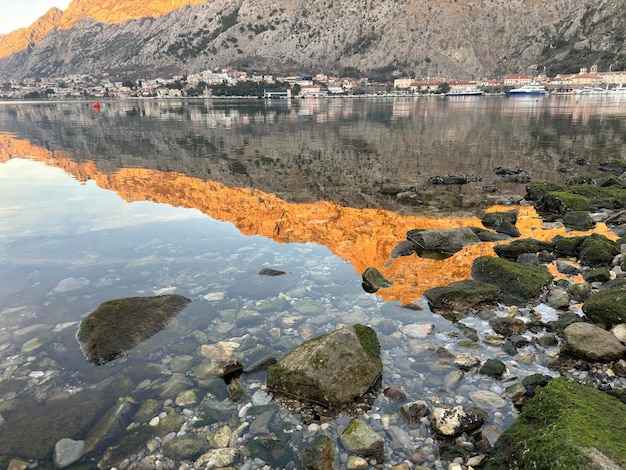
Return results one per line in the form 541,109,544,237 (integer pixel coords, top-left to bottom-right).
2,63,626,100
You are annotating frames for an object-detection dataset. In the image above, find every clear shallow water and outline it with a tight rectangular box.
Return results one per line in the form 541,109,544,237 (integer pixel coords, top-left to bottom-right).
0,95,625,468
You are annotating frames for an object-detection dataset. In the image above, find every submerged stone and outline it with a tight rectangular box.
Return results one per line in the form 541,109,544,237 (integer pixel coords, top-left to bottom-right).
340,418,384,455
76,294,191,365
362,267,393,292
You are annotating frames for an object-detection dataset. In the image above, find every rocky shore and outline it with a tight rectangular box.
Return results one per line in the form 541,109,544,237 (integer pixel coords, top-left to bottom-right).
3,164,626,469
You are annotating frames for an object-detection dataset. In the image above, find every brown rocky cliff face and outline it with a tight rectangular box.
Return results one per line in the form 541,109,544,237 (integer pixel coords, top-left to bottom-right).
1,0,621,81
0,0,207,60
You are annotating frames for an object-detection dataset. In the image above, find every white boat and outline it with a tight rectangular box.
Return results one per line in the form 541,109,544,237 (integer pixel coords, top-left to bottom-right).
608,84,626,94
507,83,549,96
445,88,484,97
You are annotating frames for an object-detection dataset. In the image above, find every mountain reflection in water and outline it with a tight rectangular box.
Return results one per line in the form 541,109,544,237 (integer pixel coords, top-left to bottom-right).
0,98,618,305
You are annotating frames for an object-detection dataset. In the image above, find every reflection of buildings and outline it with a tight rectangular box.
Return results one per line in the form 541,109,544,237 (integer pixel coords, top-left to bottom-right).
0,133,614,306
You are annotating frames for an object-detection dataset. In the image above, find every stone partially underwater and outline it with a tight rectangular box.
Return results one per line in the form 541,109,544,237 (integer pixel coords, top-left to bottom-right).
266,324,383,409
76,294,192,365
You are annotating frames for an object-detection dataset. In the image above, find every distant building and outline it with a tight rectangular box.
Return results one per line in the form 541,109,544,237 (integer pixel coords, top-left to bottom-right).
503,74,534,86
393,77,413,89
263,88,291,99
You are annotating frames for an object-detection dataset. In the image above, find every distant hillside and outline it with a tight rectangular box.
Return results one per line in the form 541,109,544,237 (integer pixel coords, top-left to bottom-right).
0,0,624,81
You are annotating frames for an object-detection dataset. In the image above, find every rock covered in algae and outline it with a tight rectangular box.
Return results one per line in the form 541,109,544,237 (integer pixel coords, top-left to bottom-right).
76,294,191,365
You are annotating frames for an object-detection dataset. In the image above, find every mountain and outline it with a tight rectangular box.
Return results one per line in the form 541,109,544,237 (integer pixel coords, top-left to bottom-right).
0,0,624,81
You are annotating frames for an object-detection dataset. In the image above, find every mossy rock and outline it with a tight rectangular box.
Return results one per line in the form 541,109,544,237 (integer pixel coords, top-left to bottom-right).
563,210,595,230
583,268,611,284
566,184,626,210
423,279,501,310
493,238,555,260
471,256,553,300
485,377,626,469
76,294,191,365
553,235,587,257
599,159,626,174
267,324,382,407
579,234,619,267
536,191,591,214
582,282,626,326
525,180,564,201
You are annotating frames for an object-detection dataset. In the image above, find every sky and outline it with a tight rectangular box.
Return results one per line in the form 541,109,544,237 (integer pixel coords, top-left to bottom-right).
0,0,72,35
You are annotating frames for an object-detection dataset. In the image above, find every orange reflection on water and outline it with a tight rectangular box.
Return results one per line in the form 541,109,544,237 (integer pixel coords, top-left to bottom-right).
1,133,616,305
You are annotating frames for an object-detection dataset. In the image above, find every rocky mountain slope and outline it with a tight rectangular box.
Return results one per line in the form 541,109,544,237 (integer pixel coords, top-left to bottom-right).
0,0,624,81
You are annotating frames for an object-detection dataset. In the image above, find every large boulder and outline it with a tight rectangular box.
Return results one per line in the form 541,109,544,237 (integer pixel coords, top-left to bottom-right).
423,279,500,310
485,377,626,469
471,256,553,300
76,294,191,365
561,322,626,362
583,280,626,327
406,227,481,259
266,324,382,407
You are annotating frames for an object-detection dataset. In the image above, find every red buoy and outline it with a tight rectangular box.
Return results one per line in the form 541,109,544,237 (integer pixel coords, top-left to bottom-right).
93,101,101,111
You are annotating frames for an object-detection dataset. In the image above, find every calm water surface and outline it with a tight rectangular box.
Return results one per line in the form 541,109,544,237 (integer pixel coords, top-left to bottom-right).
1,95,625,468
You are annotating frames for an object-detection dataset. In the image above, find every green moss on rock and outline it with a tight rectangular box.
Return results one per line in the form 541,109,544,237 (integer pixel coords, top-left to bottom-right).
582,282,626,326
77,294,191,365
353,324,382,360
493,238,555,260
579,233,619,267
471,256,553,300
485,377,626,469
525,180,564,201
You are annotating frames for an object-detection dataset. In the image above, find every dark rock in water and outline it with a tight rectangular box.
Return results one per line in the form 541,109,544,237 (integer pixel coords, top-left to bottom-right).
481,210,520,237
573,157,590,166
258,267,289,276
493,238,554,260
243,355,278,374
489,317,527,337
362,267,393,293
485,377,626,470
407,227,481,259
516,253,539,265
583,268,611,284
481,209,518,228
266,324,382,407
479,358,506,378
503,172,532,183
299,435,337,470
598,159,626,174
561,322,626,362
247,437,300,469
568,282,592,302
390,240,418,258
469,226,510,242
162,434,205,461
424,280,500,310
471,256,553,300
482,185,498,193
399,401,430,427
76,294,191,365
383,385,407,401
427,174,482,185
84,399,135,455
563,210,595,230
494,166,525,176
